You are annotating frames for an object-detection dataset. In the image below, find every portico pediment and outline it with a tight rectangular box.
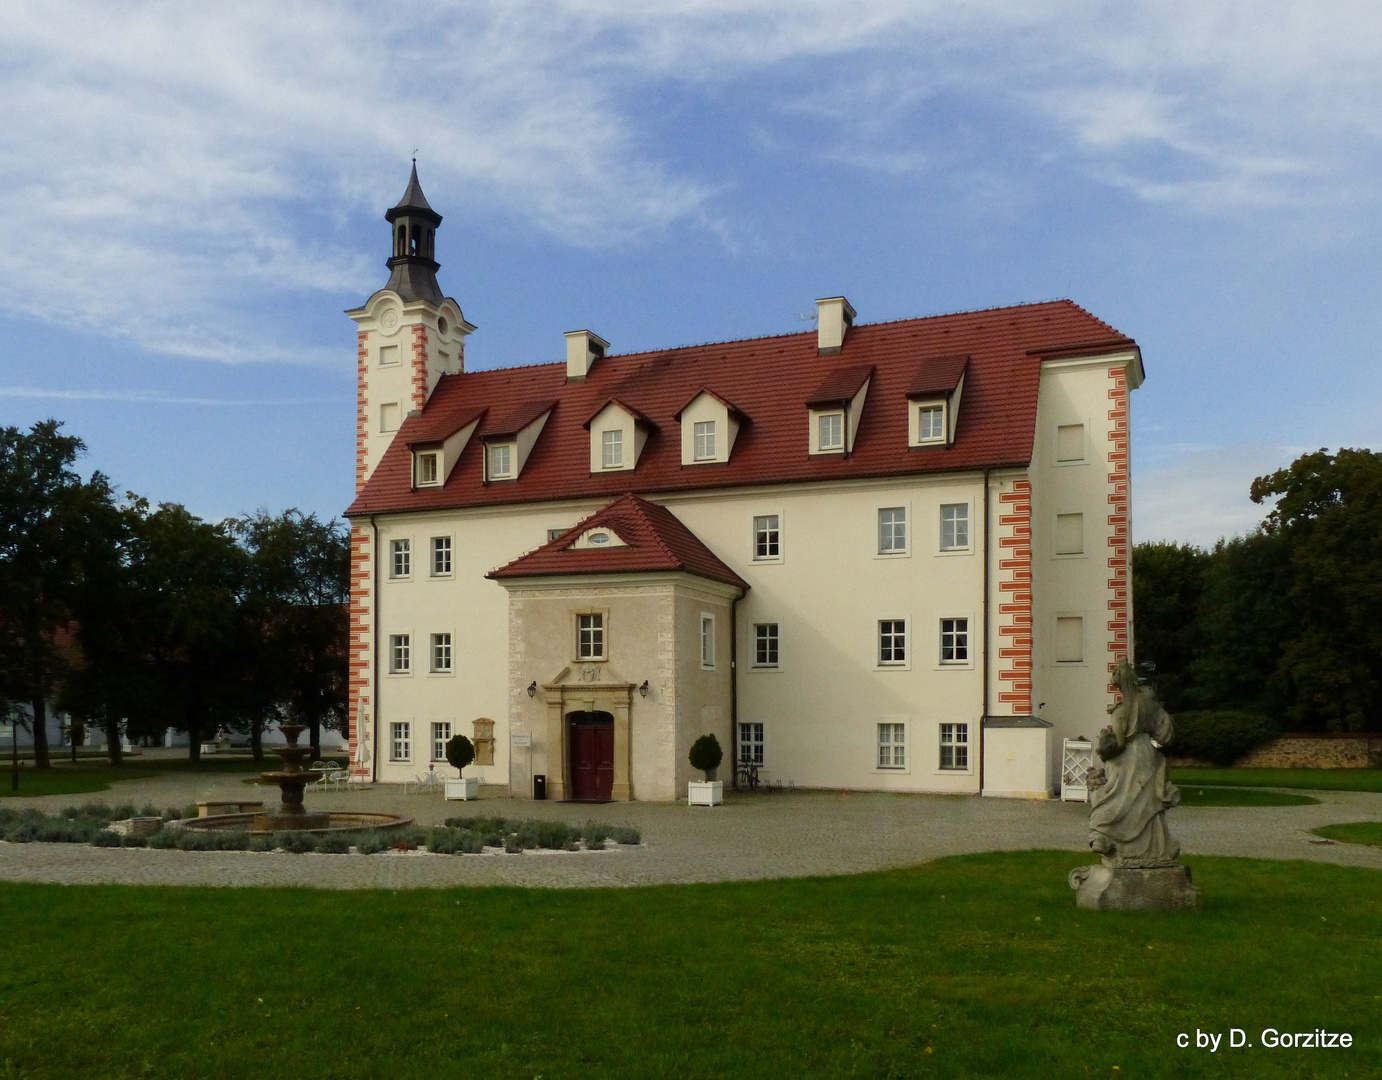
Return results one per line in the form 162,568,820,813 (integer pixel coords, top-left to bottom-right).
542,664,635,696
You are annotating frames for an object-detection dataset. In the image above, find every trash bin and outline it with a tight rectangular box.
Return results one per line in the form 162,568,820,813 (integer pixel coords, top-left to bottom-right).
533,774,547,800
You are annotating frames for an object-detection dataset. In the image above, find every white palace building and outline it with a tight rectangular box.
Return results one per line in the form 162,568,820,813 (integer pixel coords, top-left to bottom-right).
344,167,1144,802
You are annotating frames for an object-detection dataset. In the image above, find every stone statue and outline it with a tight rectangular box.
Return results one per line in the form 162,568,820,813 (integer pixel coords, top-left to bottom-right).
1069,660,1200,909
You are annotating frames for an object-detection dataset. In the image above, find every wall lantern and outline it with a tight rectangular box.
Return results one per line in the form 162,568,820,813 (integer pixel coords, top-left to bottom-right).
527,681,537,698
638,680,649,697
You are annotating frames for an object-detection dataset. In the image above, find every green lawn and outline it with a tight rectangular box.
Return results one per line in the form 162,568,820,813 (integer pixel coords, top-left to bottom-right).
1311,821,1382,848
1,754,269,798
1177,787,1318,807
0,852,1378,1079
1171,766,1382,792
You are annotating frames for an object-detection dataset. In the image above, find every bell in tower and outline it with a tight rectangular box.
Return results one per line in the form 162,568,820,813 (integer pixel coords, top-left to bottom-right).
383,161,444,305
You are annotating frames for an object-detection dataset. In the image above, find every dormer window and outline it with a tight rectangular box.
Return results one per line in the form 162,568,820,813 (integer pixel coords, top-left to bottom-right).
601,430,623,469
913,402,946,445
415,450,440,486
906,355,968,449
487,443,514,480
693,421,716,461
817,412,844,452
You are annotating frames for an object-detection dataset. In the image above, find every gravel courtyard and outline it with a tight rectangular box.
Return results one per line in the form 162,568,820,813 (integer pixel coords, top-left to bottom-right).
2,764,1380,889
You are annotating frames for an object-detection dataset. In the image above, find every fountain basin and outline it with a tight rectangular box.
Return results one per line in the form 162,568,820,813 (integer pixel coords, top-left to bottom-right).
180,811,412,835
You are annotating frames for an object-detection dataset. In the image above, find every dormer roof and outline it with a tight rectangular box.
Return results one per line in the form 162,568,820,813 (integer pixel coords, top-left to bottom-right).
907,355,969,399
582,398,658,432
480,400,557,440
346,299,1136,517
673,387,750,423
806,364,874,408
487,494,748,590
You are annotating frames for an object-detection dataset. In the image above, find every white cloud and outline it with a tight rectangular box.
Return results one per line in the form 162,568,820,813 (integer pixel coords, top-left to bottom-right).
2,1,1382,361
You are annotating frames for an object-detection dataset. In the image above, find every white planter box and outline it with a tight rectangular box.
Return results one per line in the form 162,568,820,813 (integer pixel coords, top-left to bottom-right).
445,777,481,801
687,780,723,807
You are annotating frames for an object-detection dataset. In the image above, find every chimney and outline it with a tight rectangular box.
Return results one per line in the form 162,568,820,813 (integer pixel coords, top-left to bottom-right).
815,297,856,355
564,330,609,382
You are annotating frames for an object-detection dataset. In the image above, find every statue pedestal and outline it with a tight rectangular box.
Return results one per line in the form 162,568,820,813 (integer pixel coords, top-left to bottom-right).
1069,864,1200,911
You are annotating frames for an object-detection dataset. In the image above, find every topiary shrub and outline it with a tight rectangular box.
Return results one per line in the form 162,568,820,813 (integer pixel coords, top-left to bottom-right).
689,734,723,781
1172,710,1280,767
445,734,476,777
535,821,574,849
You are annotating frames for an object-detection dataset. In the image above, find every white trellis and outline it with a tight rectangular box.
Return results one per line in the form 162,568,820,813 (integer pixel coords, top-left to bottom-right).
1061,738,1095,802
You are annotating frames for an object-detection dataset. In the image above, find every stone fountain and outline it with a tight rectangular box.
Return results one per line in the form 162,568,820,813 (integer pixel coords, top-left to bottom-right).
180,723,409,836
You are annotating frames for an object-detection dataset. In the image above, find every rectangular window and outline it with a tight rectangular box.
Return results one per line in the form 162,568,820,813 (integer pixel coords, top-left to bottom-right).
431,536,451,576
878,723,906,769
601,429,624,469
693,421,716,461
878,507,907,553
1056,616,1084,663
879,620,906,665
430,632,452,673
917,404,945,442
431,721,452,763
390,538,411,578
577,613,604,661
940,503,969,551
379,402,400,433
548,527,569,542
939,723,969,770
753,623,779,667
818,412,843,451
390,721,411,762
1056,512,1084,555
1056,423,1086,462
701,615,716,668
389,634,411,674
753,514,780,560
488,443,513,479
416,452,439,485
739,721,765,766
940,618,969,664
378,344,399,367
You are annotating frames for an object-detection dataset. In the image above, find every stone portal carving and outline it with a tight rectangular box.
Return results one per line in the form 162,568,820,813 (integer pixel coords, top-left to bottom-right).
1069,660,1200,910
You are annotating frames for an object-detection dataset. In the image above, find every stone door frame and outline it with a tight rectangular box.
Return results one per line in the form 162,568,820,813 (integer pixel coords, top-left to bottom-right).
542,678,634,802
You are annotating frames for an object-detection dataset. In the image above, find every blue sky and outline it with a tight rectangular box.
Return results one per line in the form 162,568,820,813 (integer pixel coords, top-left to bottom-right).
2,1,1379,546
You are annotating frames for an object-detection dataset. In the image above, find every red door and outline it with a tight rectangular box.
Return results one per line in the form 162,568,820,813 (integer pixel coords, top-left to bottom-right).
568,713,614,801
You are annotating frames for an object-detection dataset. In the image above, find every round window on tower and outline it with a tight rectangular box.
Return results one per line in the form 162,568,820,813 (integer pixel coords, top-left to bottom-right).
438,317,449,335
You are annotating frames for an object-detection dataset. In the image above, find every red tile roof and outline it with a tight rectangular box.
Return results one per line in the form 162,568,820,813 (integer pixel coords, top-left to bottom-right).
487,494,749,590
479,399,556,439
805,364,874,407
907,354,969,398
347,299,1134,517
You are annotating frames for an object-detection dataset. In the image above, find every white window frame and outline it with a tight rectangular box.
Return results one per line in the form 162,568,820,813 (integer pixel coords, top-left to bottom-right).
938,501,973,554
751,513,782,562
430,535,452,577
1053,613,1087,666
877,618,909,669
700,613,716,669
601,428,624,470
1054,512,1086,558
877,721,908,771
938,616,973,668
576,612,606,662
876,505,909,557
388,633,412,675
390,721,412,762
389,538,411,580
816,410,844,453
487,442,515,480
911,401,947,447
738,721,765,767
693,421,717,462
752,623,779,669
415,451,440,487
937,722,971,772
430,632,453,674
431,721,452,763
1054,422,1089,466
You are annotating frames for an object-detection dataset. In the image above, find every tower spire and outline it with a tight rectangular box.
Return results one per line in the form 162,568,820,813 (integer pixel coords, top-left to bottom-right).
383,163,443,304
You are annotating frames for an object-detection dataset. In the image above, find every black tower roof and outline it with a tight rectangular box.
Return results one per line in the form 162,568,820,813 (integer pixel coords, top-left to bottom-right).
383,163,444,304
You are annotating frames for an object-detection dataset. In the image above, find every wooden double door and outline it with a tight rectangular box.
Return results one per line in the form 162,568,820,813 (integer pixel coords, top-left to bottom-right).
567,711,615,802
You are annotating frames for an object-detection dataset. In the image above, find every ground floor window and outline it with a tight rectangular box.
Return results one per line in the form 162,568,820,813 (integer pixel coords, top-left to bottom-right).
939,723,969,770
753,623,778,667
390,721,411,762
878,722,906,769
431,721,451,762
739,721,765,766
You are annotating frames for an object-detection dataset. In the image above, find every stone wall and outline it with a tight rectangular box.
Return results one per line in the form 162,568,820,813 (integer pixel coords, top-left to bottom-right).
1170,733,1382,770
